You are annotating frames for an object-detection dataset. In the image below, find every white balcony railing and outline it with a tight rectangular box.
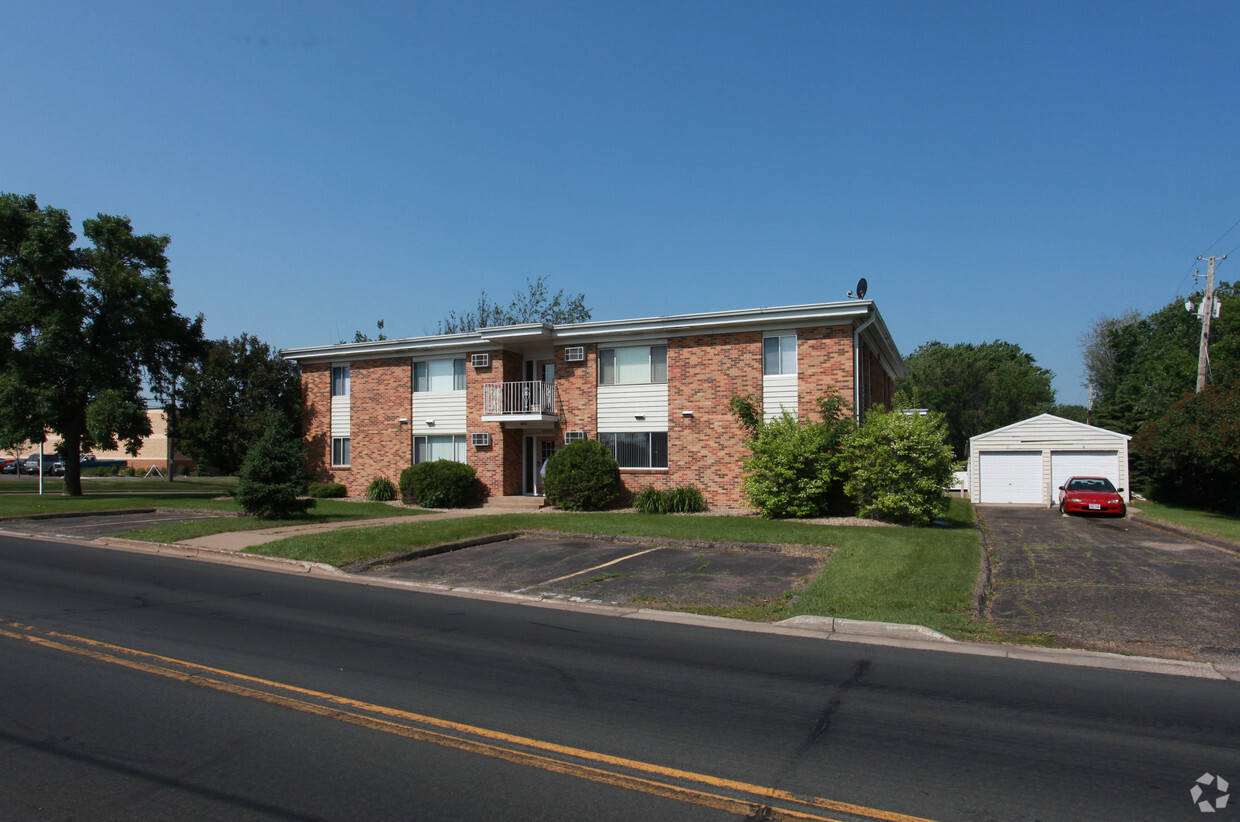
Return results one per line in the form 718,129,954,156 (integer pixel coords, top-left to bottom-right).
482,381,556,417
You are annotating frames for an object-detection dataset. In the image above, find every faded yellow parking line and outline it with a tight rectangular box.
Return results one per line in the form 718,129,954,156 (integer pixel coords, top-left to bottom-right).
0,619,938,822
530,547,662,587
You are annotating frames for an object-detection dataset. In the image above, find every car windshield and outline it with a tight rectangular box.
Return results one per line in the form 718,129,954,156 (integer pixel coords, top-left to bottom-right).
1067,478,1116,492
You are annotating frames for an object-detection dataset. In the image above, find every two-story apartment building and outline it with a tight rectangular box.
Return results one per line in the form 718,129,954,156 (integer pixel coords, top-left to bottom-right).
281,300,904,509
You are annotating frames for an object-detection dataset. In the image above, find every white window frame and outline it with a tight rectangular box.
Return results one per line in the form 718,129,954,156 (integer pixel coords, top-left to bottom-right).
763,335,796,376
413,434,468,464
414,359,467,392
597,431,668,469
331,437,350,467
331,365,351,396
598,345,667,385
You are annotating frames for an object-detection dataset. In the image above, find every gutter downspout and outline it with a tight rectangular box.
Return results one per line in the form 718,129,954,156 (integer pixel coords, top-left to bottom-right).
853,309,877,423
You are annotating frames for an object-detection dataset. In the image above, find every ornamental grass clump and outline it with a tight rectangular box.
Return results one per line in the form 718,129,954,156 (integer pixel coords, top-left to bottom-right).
364,476,398,502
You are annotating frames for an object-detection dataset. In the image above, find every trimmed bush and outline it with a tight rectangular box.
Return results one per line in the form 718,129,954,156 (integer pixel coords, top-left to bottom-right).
235,423,315,519
308,481,348,498
399,460,478,508
842,406,954,526
365,476,398,502
544,439,620,511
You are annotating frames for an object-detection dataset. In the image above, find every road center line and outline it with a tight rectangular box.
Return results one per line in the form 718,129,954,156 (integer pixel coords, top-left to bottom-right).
0,619,938,822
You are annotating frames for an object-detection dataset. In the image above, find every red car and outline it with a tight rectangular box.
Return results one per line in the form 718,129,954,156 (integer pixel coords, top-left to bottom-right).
1058,476,1127,517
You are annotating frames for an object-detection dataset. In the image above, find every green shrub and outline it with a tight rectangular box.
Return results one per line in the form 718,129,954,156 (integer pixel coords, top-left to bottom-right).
235,423,316,518
633,485,707,514
731,391,854,519
365,476,398,502
544,439,620,511
399,460,478,508
665,485,707,513
308,481,348,498
842,406,954,526
1133,386,1240,510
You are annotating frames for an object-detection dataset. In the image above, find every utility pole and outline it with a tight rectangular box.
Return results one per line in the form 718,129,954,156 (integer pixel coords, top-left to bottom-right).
1195,255,1226,393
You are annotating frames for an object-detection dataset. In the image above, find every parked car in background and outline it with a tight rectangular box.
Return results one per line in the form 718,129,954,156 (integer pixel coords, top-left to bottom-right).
22,454,62,475
1058,476,1127,517
52,454,129,476
0,457,19,474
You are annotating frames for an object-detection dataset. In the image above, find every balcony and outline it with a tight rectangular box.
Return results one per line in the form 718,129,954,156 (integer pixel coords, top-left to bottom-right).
482,381,557,422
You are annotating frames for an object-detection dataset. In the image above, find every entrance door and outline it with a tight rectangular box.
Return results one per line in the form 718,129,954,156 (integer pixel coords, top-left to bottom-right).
524,435,556,495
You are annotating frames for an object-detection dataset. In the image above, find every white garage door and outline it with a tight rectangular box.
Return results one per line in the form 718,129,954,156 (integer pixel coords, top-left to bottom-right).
1051,451,1120,495
979,451,1043,504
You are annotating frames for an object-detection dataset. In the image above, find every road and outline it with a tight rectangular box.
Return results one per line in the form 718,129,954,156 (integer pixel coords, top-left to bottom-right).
1,533,1237,821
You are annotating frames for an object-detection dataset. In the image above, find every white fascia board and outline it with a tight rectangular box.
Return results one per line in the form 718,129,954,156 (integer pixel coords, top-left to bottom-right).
552,301,872,342
281,333,495,364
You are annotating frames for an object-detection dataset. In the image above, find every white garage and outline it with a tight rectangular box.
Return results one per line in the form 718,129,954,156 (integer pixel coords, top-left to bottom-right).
969,414,1131,506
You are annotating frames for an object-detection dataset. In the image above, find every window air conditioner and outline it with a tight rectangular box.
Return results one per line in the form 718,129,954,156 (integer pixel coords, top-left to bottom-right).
471,353,491,368
470,432,491,447
564,431,587,444
564,346,585,362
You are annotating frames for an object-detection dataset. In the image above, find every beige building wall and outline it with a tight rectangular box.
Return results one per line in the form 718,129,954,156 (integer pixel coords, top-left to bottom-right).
7,409,194,470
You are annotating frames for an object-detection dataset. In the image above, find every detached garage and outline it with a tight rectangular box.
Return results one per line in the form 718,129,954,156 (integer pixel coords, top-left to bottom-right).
969,414,1131,506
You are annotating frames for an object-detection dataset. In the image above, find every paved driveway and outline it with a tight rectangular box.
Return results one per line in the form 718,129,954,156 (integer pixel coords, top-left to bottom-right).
979,506,1240,666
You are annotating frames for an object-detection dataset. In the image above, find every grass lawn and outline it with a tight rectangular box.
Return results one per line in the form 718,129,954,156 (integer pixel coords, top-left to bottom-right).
1131,500,1240,543
244,497,990,640
0,475,239,495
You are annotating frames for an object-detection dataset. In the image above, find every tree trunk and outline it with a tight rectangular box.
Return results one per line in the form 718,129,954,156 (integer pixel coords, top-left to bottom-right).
60,434,83,497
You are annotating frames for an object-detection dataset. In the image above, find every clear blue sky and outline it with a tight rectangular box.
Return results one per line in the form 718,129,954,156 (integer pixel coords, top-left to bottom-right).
6,1,1239,406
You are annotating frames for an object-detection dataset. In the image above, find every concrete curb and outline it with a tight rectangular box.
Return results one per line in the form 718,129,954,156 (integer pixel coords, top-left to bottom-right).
72,533,1240,682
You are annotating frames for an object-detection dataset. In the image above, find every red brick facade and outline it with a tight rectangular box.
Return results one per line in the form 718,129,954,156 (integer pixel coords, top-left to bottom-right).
297,316,898,509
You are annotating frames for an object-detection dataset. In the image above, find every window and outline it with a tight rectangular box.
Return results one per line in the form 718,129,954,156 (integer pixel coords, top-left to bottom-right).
414,435,468,464
598,432,668,469
763,336,796,375
331,365,351,396
598,345,667,385
414,359,466,392
332,437,350,467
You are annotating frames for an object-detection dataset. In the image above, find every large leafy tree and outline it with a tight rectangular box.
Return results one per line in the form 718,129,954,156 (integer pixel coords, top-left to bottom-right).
897,340,1055,458
1082,282,1237,434
1132,385,1240,511
437,275,591,334
0,193,203,496
177,334,302,475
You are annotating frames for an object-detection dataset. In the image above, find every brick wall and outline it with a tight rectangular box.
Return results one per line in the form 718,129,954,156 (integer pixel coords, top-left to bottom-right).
798,326,855,418
350,357,412,493
301,363,332,483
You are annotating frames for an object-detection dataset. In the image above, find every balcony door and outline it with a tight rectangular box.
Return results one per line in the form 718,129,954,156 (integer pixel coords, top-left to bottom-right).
524,434,556,496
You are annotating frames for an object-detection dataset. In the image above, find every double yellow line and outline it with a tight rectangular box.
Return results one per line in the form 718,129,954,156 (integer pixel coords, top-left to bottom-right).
0,619,936,822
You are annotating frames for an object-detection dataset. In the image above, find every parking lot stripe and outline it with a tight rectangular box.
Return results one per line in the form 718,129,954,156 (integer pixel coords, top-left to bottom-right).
533,547,662,587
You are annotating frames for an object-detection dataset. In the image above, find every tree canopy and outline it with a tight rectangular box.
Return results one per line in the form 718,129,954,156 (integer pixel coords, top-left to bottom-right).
1081,282,1237,434
437,275,590,334
897,340,1055,458
0,193,203,495
177,334,302,475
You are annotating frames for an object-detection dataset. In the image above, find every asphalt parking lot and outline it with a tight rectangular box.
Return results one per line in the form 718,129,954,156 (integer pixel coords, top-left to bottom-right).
979,506,1240,666
0,510,218,541
369,535,832,610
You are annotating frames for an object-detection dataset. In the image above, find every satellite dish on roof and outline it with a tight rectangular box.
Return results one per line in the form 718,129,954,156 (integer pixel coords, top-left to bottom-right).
855,278,868,299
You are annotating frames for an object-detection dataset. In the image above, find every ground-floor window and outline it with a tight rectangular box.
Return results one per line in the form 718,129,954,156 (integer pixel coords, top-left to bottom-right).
332,437,350,467
598,432,668,469
414,434,467,464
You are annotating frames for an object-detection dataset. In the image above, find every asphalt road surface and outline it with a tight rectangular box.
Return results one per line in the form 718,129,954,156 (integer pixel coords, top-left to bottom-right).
1,533,1237,821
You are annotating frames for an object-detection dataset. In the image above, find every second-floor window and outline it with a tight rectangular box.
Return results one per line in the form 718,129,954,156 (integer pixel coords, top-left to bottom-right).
331,365,350,396
414,358,466,392
763,335,796,375
598,345,667,385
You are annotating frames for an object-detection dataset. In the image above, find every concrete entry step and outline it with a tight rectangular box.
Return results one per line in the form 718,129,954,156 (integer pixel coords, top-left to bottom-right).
482,495,547,512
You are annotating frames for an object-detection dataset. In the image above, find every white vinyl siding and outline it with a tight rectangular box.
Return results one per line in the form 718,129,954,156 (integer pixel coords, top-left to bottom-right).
411,392,467,433
978,452,1043,504
597,383,669,432
330,395,351,437
762,374,798,421
330,362,350,439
